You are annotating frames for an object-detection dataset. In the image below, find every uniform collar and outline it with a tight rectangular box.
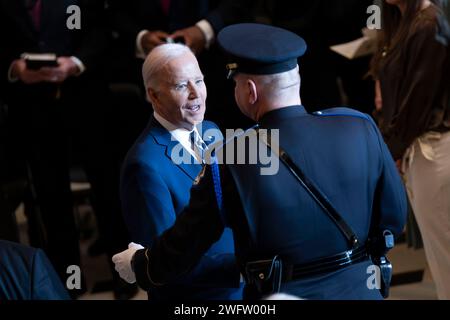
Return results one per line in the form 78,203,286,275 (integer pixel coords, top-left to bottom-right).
258,105,307,128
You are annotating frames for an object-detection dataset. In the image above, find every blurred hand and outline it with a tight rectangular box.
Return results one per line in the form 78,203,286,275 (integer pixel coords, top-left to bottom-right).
170,26,206,55
112,242,145,284
11,59,49,84
38,57,79,83
141,30,170,54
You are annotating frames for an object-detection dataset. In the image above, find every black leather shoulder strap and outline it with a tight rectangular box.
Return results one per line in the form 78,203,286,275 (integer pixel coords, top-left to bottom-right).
257,128,360,249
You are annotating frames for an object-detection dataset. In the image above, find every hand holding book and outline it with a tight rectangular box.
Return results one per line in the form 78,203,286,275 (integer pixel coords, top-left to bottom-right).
21,53,58,70
11,55,79,84
39,57,79,83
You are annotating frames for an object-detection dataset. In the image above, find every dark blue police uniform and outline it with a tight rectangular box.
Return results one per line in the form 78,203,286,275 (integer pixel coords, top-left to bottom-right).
131,23,408,300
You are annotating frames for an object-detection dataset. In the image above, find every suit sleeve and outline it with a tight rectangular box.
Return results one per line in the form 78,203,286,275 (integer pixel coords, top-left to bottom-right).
123,162,239,289
133,164,231,290
368,118,408,239
31,249,70,300
0,2,17,89
121,162,179,246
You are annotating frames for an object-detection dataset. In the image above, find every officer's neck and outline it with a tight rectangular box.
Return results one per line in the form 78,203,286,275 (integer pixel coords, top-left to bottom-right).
256,97,302,122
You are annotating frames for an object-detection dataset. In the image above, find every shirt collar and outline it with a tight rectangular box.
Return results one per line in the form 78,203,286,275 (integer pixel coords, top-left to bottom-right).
153,111,202,161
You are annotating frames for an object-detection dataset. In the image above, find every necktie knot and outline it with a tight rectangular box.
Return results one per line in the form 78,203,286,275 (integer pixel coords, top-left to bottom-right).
190,130,207,162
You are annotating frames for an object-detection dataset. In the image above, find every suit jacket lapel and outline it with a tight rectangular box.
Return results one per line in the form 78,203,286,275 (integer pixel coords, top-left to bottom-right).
148,117,201,181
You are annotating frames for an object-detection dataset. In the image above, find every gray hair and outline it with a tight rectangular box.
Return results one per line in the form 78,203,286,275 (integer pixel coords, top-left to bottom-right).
248,66,301,96
142,43,194,91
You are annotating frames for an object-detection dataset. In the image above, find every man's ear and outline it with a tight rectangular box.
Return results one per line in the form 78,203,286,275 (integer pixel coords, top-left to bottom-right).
247,79,258,105
147,88,158,105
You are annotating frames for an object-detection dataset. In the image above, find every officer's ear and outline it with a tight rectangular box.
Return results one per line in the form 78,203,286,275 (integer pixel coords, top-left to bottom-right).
246,79,258,105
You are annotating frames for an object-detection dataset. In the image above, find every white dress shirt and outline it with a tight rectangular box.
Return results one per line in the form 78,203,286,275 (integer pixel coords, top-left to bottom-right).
153,111,204,163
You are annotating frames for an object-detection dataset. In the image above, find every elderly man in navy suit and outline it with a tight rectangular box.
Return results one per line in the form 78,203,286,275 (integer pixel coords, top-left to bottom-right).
118,43,242,300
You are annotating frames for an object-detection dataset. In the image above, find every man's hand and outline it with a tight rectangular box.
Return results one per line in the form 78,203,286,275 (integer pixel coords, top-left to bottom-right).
170,26,206,55
141,30,170,54
11,59,49,84
39,57,79,83
112,242,145,284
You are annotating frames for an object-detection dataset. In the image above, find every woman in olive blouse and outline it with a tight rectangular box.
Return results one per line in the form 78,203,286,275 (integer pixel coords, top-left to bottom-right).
371,0,450,299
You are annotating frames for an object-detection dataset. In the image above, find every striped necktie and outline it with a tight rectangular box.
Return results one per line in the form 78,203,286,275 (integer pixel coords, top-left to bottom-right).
190,131,227,225
189,131,207,162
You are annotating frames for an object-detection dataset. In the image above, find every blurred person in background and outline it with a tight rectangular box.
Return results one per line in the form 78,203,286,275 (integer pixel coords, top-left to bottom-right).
0,0,135,299
371,0,450,299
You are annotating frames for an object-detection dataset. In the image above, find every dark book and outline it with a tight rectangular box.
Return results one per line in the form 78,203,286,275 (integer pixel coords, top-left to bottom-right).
166,37,185,44
21,53,58,70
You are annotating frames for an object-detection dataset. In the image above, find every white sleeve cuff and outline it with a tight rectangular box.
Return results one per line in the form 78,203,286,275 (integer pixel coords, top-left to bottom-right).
8,62,19,83
136,30,149,59
196,20,214,49
70,56,86,76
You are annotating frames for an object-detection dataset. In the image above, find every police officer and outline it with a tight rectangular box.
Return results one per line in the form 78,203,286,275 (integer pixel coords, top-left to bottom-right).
113,23,407,300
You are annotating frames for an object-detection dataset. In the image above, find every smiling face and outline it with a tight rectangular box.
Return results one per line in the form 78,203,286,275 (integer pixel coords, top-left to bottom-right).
149,51,206,130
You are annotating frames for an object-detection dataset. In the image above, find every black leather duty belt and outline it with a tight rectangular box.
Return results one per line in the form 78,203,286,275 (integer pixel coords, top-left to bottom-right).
283,245,369,281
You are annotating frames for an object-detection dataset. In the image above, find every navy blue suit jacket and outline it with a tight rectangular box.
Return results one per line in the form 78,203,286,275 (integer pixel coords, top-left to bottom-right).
133,106,408,300
120,116,242,300
0,240,70,300
108,0,248,49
